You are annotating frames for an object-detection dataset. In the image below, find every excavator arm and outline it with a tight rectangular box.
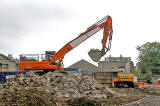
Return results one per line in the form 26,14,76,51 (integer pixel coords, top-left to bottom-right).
50,16,112,67
19,15,113,71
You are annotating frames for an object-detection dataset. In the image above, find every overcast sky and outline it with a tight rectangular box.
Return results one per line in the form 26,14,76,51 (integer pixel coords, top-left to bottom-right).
0,0,160,67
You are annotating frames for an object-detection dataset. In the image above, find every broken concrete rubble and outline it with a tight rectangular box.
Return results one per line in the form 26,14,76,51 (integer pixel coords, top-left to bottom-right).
0,71,116,100
88,49,102,62
2,71,159,105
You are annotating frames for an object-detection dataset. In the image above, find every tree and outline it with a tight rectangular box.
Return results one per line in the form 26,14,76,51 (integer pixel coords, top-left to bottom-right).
136,42,160,75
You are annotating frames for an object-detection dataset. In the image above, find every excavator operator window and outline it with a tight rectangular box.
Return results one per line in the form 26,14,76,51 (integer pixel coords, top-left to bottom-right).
53,60,59,65
118,68,125,74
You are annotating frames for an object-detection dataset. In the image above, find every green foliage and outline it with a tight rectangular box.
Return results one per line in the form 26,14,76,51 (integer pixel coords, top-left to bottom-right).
136,42,160,75
131,68,151,80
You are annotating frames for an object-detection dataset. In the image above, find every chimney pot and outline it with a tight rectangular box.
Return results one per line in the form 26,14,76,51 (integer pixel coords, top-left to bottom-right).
8,54,12,58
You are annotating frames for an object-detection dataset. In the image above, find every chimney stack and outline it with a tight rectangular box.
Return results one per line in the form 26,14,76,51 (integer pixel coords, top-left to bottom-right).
109,55,112,61
8,54,12,59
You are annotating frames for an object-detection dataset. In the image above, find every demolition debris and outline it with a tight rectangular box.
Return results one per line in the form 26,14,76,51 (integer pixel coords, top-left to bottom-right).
88,49,102,62
0,71,115,100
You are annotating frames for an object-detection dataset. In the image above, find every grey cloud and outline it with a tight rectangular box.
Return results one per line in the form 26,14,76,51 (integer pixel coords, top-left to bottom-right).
0,2,69,36
0,1,71,52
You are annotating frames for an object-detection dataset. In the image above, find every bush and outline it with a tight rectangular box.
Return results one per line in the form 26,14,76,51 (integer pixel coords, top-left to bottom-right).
131,69,152,81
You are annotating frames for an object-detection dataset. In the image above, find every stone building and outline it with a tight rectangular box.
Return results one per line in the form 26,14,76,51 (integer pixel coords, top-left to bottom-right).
68,56,134,86
68,59,99,76
98,55,134,73
0,54,19,71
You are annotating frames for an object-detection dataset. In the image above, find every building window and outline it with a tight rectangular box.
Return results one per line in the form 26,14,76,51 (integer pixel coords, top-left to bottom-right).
0,63,2,71
4,64,8,70
0,63,8,71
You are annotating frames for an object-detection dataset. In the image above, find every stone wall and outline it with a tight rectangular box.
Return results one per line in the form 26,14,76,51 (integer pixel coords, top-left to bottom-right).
98,56,134,72
0,54,18,71
98,61,126,72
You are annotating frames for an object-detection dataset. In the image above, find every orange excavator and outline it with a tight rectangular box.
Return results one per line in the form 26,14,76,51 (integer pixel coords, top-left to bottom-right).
19,15,113,71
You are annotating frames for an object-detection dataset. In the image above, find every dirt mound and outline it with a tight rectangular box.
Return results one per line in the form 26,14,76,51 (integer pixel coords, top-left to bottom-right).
88,49,102,62
0,89,57,105
67,97,101,106
67,97,123,106
138,86,160,96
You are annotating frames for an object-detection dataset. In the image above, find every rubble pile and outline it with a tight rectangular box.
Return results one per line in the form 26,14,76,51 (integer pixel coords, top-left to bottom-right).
88,49,102,62
0,71,114,99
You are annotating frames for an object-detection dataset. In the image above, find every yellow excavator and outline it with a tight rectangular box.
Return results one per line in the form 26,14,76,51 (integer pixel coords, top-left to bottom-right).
113,59,136,88
114,70,135,88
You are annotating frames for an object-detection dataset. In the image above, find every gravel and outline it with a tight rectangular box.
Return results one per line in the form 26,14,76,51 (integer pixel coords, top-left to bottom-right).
123,96,160,106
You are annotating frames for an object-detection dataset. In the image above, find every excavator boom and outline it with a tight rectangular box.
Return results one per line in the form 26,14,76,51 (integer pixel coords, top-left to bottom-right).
19,15,113,71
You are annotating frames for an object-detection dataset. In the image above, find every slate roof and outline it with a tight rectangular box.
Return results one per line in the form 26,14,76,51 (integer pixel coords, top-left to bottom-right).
68,59,99,72
0,54,9,60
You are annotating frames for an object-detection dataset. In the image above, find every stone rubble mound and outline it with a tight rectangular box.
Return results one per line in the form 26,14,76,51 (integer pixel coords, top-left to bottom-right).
88,49,102,62
0,71,114,99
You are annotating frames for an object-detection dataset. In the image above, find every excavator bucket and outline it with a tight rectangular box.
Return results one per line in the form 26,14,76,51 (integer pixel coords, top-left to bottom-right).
88,49,102,62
